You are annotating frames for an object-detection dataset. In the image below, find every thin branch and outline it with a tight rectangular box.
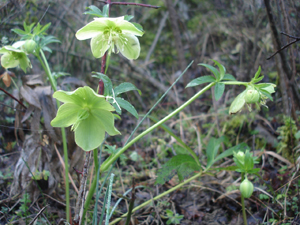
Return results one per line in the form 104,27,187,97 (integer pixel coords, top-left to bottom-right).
97,1,160,9
0,87,27,110
267,32,300,60
28,205,49,225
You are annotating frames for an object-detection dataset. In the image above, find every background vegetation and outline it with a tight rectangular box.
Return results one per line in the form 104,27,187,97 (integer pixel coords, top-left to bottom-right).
1,0,300,224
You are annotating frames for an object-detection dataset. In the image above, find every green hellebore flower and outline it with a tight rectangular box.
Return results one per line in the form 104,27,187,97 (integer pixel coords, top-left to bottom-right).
0,46,32,72
75,16,144,60
51,86,121,151
244,88,260,104
234,151,245,165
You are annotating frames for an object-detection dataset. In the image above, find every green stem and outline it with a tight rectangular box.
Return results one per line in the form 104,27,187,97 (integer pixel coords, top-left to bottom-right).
241,173,247,225
221,81,249,86
109,171,203,225
36,50,70,223
101,82,215,172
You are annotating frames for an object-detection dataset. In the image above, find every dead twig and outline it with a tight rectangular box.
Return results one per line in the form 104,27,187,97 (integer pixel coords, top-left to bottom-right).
267,32,300,60
28,205,49,225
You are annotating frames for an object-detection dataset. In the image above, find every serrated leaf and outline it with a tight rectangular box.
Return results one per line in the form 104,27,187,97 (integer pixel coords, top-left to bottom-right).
214,82,225,101
115,97,138,119
124,15,134,21
186,75,215,87
155,155,201,185
84,5,104,17
254,66,261,79
114,82,141,96
11,29,28,36
102,4,109,17
212,59,226,80
251,75,264,84
92,72,113,96
199,63,220,80
222,74,236,81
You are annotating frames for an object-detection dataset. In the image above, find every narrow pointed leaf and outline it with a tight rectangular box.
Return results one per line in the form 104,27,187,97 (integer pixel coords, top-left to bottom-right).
212,59,226,80
222,74,236,81
115,97,138,119
114,82,141,96
199,63,220,80
214,82,225,101
186,75,215,87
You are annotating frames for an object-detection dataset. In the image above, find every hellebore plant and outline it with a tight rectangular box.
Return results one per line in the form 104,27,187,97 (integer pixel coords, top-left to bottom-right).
233,150,259,225
75,16,144,59
51,86,120,151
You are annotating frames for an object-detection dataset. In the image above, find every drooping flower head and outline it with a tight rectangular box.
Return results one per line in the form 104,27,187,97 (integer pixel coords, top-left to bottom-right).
0,46,31,72
75,16,144,60
51,86,120,151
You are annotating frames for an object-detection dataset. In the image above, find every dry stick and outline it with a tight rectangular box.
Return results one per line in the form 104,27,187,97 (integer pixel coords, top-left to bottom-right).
28,205,49,225
97,1,160,9
73,151,92,224
54,144,79,194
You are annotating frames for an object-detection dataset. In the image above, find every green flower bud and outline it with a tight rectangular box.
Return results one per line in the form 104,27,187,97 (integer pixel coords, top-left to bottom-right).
245,89,260,104
23,40,37,54
235,151,245,165
240,178,254,198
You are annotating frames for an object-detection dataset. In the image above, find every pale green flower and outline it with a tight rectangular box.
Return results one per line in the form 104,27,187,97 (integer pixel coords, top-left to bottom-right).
51,86,120,151
75,16,143,59
0,46,31,72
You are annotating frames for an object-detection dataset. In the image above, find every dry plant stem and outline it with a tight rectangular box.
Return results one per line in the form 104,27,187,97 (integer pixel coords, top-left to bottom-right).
73,151,92,224
0,87,27,110
98,1,160,9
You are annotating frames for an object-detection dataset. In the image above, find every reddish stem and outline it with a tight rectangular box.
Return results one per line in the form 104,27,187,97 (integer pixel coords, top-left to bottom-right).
0,87,27,110
98,1,160,9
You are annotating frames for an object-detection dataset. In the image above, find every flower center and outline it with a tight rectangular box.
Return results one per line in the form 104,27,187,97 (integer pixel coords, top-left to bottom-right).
102,26,128,53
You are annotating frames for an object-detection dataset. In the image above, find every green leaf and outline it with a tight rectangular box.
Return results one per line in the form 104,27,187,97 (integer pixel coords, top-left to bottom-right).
212,59,226,80
155,155,201,185
213,143,249,164
37,23,51,35
214,82,225,101
11,29,28,36
254,66,261,79
114,82,141,96
199,63,220,80
222,74,236,81
206,137,224,170
92,72,113,96
84,5,104,17
186,75,215,87
124,15,134,21
115,97,138,119
102,4,109,17
131,22,144,32
259,89,273,101
229,90,247,115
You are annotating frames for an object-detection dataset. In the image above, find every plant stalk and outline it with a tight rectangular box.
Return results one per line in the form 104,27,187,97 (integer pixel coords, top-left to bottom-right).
101,82,215,172
241,173,247,225
37,50,70,223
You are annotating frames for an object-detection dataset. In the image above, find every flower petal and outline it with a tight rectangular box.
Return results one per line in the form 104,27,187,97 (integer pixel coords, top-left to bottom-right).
75,20,107,40
92,109,121,136
118,20,144,36
74,114,105,151
1,53,19,69
116,34,140,60
51,103,81,127
90,34,110,58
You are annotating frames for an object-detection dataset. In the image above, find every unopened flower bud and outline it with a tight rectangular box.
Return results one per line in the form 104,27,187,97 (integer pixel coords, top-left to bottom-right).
23,40,37,54
245,89,260,104
240,178,254,198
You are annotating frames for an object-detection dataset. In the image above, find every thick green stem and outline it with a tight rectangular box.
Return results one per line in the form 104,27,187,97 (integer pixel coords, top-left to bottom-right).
36,50,70,223
221,81,249,86
241,173,247,225
100,82,215,172
109,171,203,225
